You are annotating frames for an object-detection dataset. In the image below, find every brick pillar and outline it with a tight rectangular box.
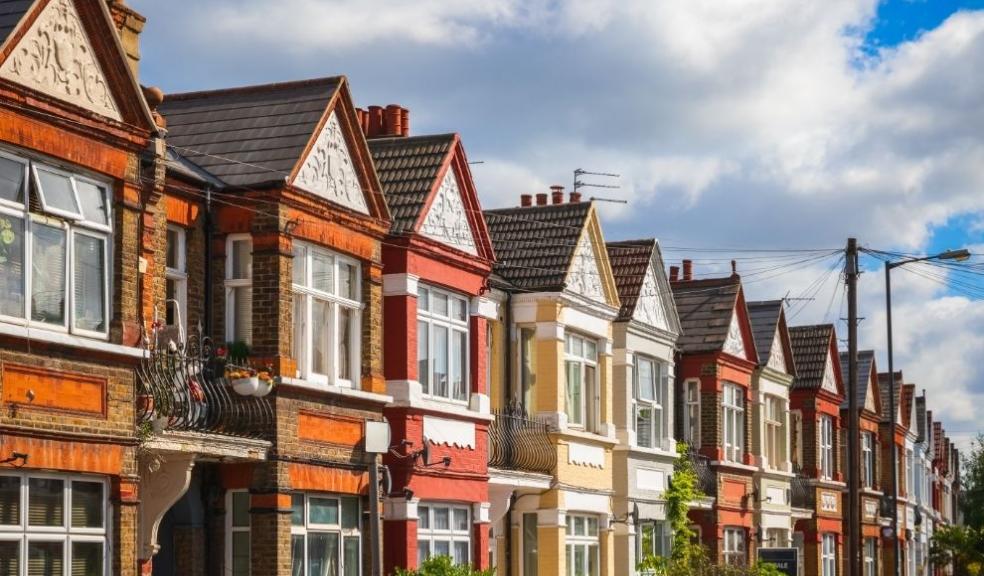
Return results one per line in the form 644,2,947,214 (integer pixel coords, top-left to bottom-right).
250,461,292,576
473,502,491,570
383,498,418,574
600,524,615,576
114,477,140,576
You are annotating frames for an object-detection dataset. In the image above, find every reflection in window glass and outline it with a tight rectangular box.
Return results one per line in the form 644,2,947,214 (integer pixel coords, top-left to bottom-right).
28,478,64,527
31,224,67,326
0,156,25,204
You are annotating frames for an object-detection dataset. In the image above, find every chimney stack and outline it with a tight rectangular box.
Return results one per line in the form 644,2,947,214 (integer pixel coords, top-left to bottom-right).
106,1,145,77
550,185,564,204
682,259,693,281
536,193,548,206
569,191,582,203
669,266,679,282
520,194,533,207
359,104,410,138
731,260,737,276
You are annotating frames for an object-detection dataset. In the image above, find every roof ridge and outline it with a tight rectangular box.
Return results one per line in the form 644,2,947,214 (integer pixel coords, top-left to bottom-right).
166,76,344,102
368,132,458,144
484,200,593,215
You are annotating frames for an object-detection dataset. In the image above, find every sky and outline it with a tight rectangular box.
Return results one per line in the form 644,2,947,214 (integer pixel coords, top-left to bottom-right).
130,0,984,453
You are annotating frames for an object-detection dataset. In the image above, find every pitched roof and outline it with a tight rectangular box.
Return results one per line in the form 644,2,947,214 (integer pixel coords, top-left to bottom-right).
159,78,342,187
0,0,31,46
877,371,904,424
367,134,455,234
484,201,592,291
838,349,876,410
788,324,836,391
670,276,742,354
901,383,916,429
747,300,783,365
915,394,927,443
606,239,655,321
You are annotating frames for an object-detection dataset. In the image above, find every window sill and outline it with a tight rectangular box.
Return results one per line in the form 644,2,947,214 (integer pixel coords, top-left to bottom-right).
0,322,144,358
758,468,797,478
281,377,393,404
620,444,679,459
386,380,493,422
559,427,617,446
710,460,759,473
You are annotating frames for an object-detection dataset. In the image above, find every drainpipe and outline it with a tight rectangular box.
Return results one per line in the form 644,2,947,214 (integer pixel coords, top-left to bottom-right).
203,186,212,336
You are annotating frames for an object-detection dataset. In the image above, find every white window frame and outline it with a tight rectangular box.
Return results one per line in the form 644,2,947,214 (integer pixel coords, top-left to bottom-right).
225,490,250,576
417,503,471,567
0,471,110,576
416,284,470,403
820,415,834,480
821,533,837,576
683,379,700,447
637,520,670,566
763,395,786,470
0,148,112,340
291,242,363,389
565,332,599,432
519,326,537,414
634,355,668,450
225,234,253,346
863,537,877,576
565,514,600,576
722,383,745,463
289,492,362,576
165,225,188,340
862,432,875,489
722,527,745,566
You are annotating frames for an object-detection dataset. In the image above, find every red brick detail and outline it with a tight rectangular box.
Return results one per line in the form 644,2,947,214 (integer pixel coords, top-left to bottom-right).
383,294,417,381
2,363,108,417
0,434,124,476
288,462,368,495
297,411,364,446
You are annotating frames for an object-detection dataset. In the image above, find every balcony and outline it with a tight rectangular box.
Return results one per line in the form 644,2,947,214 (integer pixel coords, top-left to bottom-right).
488,402,556,475
684,444,716,496
136,327,273,439
791,475,815,509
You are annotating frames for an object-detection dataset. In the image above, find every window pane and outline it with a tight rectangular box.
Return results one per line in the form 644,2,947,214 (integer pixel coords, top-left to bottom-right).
74,234,106,332
293,245,306,285
565,362,582,425
433,326,449,397
570,335,582,357
417,542,428,565
338,263,356,300
451,330,467,401
0,476,20,525
71,541,103,576
574,544,585,576
432,292,448,317
291,535,304,575
453,508,468,531
433,540,450,557
585,364,596,431
309,497,339,525
587,545,598,576
0,540,19,575
433,507,450,530
31,224,66,326
75,181,108,226
165,278,177,325
585,340,596,361
307,533,339,576
574,516,584,536
312,299,330,376
586,517,598,536
232,491,250,528
312,251,334,293
231,239,251,280
166,228,180,270
636,406,653,448
28,540,63,576
417,321,429,394
343,537,360,576
522,513,538,576
232,286,252,345
291,494,304,526
0,156,25,204
453,298,467,322
231,532,250,576
637,360,654,401
338,306,353,381
0,215,25,318
71,481,103,528
418,506,430,530
417,287,429,311
453,542,469,565
341,497,359,530
29,478,64,527
36,167,80,216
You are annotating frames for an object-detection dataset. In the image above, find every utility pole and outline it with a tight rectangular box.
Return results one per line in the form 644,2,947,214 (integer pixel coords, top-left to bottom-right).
845,238,861,576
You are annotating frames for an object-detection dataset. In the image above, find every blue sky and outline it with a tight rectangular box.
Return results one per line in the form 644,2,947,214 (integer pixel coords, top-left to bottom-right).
130,0,984,449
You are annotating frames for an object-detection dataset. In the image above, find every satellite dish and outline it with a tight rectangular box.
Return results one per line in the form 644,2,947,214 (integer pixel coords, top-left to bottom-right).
364,419,391,454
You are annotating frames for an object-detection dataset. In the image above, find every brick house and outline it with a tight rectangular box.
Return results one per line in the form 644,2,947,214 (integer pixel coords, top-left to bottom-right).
151,73,394,576
363,118,497,573
789,324,846,576
670,266,760,566
0,0,160,574
877,371,913,576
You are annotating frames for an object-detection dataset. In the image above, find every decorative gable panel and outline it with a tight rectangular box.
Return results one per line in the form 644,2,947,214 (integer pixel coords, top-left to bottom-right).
865,378,877,413
0,0,121,121
821,353,838,394
723,312,747,359
566,232,606,303
632,263,670,331
767,329,787,373
419,166,477,254
294,110,369,214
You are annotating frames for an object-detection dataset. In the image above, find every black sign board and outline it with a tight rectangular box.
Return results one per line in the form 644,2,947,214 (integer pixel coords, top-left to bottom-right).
759,548,798,576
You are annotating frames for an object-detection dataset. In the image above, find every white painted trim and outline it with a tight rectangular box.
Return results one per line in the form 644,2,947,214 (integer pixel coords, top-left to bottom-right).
560,306,611,339
568,442,605,468
472,502,491,524
281,377,392,404
386,379,493,421
384,497,419,521
635,468,666,492
382,273,420,296
562,491,610,515
424,416,476,449
535,321,564,341
0,321,145,357
469,296,498,320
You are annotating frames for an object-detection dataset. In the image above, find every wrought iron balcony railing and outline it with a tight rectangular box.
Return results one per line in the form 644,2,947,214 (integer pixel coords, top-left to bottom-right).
488,402,556,475
684,443,716,496
791,474,815,509
136,327,273,439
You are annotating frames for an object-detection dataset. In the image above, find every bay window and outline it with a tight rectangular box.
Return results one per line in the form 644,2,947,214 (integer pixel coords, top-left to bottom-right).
820,416,834,480
417,504,471,566
292,243,362,388
165,226,187,339
0,150,111,338
821,533,837,576
722,383,745,463
565,514,599,576
634,355,668,450
226,235,252,346
417,285,469,402
290,493,362,576
764,395,786,470
683,380,700,446
722,527,745,566
862,432,875,488
565,333,599,432
0,472,109,576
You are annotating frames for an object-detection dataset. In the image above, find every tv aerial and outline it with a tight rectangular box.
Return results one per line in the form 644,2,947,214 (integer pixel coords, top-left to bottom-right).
573,168,626,204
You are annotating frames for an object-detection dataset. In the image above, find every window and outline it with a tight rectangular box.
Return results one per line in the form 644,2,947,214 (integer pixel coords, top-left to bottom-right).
565,333,599,432
905,449,913,497
791,411,803,471
764,395,786,470
638,521,670,566
722,383,745,463
226,235,252,346
634,356,668,450
417,504,471,567
165,226,187,339
722,527,745,566
522,513,537,576
863,538,877,576
0,150,111,338
0,472,109,576
764,529,787,548
520,327,536,414
292,243,362,388
417,285,469,402
565,514,599,576
227,491,250,576
290,493,361,576
819,416,834,480
683,380,700,446
821,533,837,576
862,432,875,488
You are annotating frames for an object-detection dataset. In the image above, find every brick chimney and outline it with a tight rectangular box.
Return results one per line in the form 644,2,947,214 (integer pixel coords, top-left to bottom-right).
520,194,532,207
569,191,582,203
682,259,693,281
669,266,679,282
550,185,564,204
357,104,410,138
536,193,548,206
106,1,145,77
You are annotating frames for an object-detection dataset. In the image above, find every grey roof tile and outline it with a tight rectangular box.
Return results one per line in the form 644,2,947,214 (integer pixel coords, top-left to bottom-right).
838,350,876,410
367,134,455,234
606,239,655,321
0,0,32,47
747,300,783,365
789,324,837,391
670,276,741,354
877,371,904,423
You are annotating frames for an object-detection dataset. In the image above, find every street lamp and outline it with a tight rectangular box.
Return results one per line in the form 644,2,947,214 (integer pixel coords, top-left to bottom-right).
883,248,970,576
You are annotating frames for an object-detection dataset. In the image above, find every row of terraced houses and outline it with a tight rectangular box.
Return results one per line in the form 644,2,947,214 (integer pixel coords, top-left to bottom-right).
0,2,964,576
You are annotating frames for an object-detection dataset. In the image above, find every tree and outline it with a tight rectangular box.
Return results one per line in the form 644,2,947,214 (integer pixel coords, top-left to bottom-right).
393,556,495,576
961,433,984,530
928,525,984,576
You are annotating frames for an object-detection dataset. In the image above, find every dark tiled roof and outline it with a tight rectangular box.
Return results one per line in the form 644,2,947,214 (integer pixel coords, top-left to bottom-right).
877,371,904,423
901,383,916,429
159,78,341,187
367,134,454,234
915,394,927,443
747,300,783,365
484,202,591,291
789,324,835,390
838,350,875,410
670,276,741,354
0,0,31,46
606,239,655,321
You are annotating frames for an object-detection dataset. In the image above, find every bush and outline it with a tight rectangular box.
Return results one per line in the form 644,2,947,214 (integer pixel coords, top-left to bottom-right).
393,555,495,576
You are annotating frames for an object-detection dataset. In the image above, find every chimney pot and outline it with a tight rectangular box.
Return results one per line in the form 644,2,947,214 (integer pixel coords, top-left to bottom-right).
682,259,693,281
670,266,679,282
551,185,564,204
569,191,582,203
400,107,410,137
520,194,533,207
536,193,548,206
367,106,384,138
385,104,403,137
731,260,737,275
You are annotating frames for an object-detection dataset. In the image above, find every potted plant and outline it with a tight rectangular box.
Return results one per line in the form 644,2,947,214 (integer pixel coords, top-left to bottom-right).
254,366,276,397
225,365,258,396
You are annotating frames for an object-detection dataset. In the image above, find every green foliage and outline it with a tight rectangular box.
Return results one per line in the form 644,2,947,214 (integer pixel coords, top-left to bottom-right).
929,525,984,576
961,433,984,530
393,556,495,576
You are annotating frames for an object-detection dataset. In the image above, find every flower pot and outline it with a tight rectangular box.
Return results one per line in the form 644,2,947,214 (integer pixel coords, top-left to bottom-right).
254,380,274,397
232,376,259,396
136,394,154,414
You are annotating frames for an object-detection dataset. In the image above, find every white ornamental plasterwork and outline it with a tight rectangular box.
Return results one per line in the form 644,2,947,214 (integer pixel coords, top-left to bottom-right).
864,379,877,412
0,0,121,121
632,263,669,331
566,232,606,303
419,167,477,254
821,353,838,394
294,110,369,214
767,329,787,373
722,312,747,359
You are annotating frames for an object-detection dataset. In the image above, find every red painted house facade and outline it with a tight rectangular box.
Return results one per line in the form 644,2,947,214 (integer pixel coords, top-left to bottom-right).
365,114,497,573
